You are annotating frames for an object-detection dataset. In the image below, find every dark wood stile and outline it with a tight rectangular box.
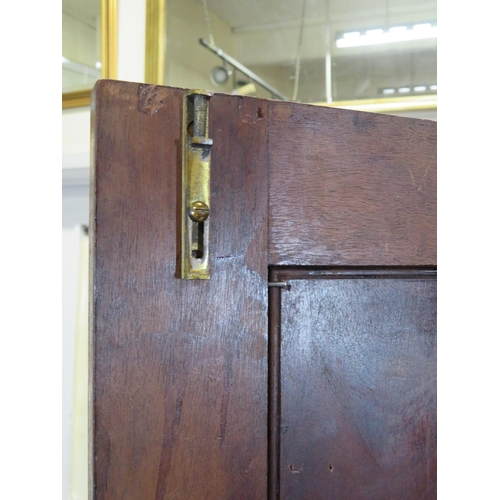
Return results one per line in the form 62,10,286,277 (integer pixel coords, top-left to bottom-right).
90,81,269,499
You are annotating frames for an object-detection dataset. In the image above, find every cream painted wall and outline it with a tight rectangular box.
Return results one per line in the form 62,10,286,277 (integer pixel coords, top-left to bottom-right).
62,109,91,171
117,0,146,83
165,0,235,93
62,226,83,499
62,11,99,66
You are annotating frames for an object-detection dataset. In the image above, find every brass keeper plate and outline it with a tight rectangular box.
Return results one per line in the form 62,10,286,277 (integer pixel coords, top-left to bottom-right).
181,89,213,279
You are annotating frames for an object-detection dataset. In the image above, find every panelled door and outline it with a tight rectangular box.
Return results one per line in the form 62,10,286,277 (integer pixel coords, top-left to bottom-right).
90,80,436,499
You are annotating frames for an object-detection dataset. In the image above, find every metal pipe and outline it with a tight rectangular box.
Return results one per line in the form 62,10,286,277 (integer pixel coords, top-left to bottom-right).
325,0,333,103
199,38,289,101
325,54,332,104
292,0,307,101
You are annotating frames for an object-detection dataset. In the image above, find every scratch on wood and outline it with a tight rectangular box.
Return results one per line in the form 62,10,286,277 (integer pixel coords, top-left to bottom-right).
155,388,184,500
173,394,183,425
95,425,111,495
218,359,232,447
138,85,170,115
237,96,262,124
218,390,229,446
408,168,416,187
418,160,433,191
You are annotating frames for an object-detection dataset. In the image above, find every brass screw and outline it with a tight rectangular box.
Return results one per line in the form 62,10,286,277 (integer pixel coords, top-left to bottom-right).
188,201,210,222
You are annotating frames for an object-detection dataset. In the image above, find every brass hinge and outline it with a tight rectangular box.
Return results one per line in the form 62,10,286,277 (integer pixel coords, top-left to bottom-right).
181,89,213,279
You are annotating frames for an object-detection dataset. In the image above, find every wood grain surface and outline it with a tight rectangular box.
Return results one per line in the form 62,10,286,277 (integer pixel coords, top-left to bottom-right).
90,81,269,499
280,278,437,499
268,102,437,266
90,81,437,499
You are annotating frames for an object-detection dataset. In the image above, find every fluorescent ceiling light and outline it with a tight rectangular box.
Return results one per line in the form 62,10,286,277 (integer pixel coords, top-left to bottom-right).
336,23,437,48
380,84,436,96
389,26,408,32
413,23,432,30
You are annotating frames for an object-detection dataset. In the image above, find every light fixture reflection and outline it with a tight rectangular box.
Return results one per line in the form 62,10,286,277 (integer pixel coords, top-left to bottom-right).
210,65,231,86
380,84,437,95
413,23,432,30
336,23,437,48
389,26,408,33
366,29,384,36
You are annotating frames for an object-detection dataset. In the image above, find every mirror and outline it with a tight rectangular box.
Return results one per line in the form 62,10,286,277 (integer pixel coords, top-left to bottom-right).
62,0,117,108
148,0,436,118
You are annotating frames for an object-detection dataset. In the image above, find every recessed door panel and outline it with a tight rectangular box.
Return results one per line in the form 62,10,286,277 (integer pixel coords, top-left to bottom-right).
280,278,436,499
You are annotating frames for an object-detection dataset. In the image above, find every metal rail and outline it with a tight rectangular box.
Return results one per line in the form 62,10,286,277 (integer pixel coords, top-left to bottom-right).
199,38,289,101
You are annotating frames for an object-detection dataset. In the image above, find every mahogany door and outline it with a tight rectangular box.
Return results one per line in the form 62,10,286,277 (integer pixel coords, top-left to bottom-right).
90,80,436,499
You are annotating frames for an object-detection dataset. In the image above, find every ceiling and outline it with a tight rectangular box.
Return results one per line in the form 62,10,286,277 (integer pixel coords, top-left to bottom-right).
200,0,437,102
207,0,436,33
62,0,100,27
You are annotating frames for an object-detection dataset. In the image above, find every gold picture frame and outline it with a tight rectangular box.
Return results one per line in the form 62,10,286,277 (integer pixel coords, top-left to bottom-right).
145,0,166,84
316,94,437,114
62,0,118,109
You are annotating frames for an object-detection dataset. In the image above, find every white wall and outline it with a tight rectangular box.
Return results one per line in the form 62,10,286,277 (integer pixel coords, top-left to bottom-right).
62,109,91,172
62,226,83,500
62,226,90,500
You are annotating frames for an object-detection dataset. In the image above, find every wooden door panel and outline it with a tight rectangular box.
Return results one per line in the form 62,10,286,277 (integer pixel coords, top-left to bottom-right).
91,81,437,499
280,277,437,499
268,101,437,266
90,81,269,499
